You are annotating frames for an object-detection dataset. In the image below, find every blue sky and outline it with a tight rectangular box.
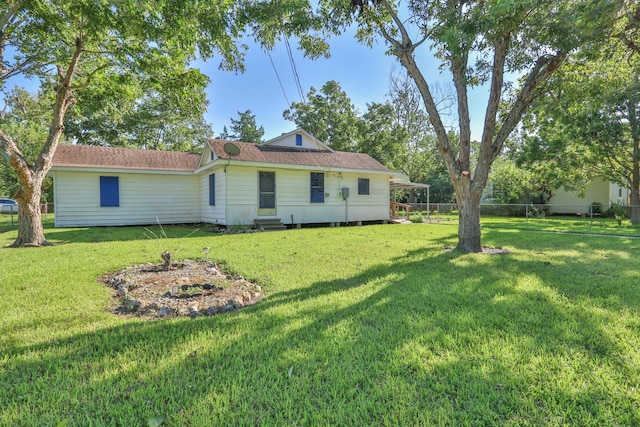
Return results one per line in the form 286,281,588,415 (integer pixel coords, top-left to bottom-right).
202,30,490,141
7,28,490,143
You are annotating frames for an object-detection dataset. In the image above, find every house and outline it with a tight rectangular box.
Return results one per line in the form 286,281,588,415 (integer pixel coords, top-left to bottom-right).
546,177,630,214
49,129,402,228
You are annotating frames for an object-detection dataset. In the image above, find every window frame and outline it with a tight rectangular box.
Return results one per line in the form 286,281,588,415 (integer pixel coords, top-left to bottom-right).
259,171,276,209
209,173,216,206
310,172,325,203
358,178,370,195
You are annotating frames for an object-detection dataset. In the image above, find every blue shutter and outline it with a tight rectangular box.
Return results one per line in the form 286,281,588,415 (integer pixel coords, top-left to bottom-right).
100,176,119,207
296,133,302,146
310,172,324,203
209,174,215,205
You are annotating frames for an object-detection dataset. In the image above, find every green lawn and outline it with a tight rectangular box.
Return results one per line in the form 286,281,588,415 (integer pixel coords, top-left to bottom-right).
1,215,639,426
427,211,640,238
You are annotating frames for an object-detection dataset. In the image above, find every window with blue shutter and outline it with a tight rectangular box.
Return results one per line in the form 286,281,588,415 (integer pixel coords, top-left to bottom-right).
100,176,119,207
358,178,370,195
296,133,302,146
209,174,215,205
310,172,324,203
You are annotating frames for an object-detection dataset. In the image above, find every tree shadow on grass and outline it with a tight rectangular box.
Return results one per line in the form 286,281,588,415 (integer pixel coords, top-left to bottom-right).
39,224,213,244
2,231,639,425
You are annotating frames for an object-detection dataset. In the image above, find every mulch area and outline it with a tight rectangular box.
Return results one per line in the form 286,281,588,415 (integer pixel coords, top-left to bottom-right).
102,260,264,319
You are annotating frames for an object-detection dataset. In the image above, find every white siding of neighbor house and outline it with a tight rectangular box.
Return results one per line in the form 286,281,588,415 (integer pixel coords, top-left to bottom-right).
547,178,623,214
200,167,226,225
608,182,630,204
52,170,200,227
222,165,390,225
265,132,323,150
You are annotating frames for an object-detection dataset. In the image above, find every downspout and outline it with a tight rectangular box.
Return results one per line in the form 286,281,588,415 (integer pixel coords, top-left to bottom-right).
224,165,229,226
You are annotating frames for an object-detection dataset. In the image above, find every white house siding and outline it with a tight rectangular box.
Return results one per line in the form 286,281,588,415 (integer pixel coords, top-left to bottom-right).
199,167,226,225
223,165,390,225
52,170,200,227
608,182,630,204
547,178,613,214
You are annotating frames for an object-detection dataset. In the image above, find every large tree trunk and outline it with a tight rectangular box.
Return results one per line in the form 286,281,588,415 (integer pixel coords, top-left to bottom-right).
11,182,46,247
629,99,640,224
455,184,483,252
631,185,640,224
2,140,50,247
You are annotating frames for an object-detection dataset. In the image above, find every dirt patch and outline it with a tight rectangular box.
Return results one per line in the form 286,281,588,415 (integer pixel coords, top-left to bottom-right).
102,260,264,319
443,246,510,255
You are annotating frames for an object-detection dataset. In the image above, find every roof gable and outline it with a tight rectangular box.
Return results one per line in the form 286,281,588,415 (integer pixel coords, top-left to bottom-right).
261,128,333,151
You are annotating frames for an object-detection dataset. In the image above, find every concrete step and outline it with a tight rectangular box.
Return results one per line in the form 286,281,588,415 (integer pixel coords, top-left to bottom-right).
254,218,287,231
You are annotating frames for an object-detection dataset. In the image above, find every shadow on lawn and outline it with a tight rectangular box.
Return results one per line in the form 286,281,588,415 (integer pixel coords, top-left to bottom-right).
40,224,212,244
2,229,639,425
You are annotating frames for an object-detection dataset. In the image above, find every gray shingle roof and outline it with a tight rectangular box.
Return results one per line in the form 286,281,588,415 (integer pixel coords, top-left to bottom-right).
51,141,392,174
52,144,201,171
208,139,391,172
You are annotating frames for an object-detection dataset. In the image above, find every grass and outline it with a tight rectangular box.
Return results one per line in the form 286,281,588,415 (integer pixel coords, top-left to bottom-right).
426,211,640,238
1,214,639,425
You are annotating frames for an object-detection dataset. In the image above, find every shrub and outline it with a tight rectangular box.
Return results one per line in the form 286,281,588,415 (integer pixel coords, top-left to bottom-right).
605,202,629,225
528,204,546,219
409,213,424,223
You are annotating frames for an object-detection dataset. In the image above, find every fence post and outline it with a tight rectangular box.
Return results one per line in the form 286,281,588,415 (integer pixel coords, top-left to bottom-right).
590,204,593,226
525,204,529,223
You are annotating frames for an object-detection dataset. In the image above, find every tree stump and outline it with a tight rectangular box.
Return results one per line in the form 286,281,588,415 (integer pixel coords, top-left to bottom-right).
161,251,172,271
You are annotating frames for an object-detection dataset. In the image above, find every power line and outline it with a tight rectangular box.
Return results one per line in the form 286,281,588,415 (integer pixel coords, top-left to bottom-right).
265,48,291,108
284,37,306,104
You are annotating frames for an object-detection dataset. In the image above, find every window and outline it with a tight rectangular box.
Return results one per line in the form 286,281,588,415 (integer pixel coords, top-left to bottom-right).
209,174,215,205
295,133,302,146
259,172,275,208
100,176,119,207
619,188,623,198
310,172,324,203
358,178,370,195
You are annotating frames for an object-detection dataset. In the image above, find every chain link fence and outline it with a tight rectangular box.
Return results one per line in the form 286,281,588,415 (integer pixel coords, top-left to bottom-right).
409,202,638,223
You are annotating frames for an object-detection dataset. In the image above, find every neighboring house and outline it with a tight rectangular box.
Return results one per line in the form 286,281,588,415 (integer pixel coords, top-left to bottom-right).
546,177,630,214
50,129,401,228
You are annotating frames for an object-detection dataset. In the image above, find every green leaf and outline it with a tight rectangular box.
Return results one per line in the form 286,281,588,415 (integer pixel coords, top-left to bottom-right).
148,416,165,427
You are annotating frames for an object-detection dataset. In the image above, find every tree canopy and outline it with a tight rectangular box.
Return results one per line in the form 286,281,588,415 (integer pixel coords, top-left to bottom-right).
217,110,265,143
284,80,361,151
518,35,640,221
308,0,628,251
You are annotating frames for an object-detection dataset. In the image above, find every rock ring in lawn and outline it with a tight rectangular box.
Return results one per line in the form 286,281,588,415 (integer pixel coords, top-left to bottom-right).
102,260,264,319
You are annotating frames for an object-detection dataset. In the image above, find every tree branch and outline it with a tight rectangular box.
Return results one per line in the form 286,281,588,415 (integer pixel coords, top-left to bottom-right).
70,62,112,89
34,34,85,177
0,0,25,31
0,128,31,179
481,33,510,147
378,0,458,177
451,52,471,170
493,52,567,152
